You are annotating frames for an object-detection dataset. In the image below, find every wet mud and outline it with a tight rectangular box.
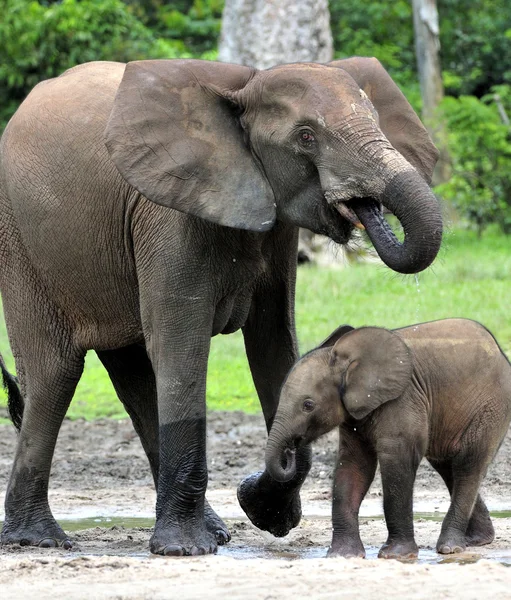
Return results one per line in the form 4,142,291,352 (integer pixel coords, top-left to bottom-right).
1,411,511,598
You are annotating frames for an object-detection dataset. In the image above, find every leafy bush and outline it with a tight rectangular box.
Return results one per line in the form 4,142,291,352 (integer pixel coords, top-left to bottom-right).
435,86,511,234
0,0,191,130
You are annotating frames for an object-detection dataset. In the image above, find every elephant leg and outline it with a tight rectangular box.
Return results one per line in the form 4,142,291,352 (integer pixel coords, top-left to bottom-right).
237,245,311,537
328,427,377,558
1,326,84,549
435,454,492,554
377,439,424,559
428,458,494,548
96,344,230,545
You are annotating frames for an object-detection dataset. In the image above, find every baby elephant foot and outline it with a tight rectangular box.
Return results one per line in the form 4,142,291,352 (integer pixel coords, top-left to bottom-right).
237,472,302,537
149,522,217,556
436,532,466,555
204,502,231,545
378,539,419,560
1,517,72,550
327,540,366,558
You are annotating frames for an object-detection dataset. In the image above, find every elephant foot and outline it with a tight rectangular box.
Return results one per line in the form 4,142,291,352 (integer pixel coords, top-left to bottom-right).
149,521,217,556
204,501,231,545
378,539,418,560
237,471,302,537
436,531,466,555
465,516,495,547
327,539,366,558
1,515,72,549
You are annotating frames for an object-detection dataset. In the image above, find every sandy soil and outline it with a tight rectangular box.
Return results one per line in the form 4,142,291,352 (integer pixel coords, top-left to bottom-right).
1,409,511,598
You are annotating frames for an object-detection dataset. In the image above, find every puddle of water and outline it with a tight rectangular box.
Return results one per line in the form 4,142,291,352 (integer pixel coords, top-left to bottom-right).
3,513,511,566
219,544,511,566
57,516,155,532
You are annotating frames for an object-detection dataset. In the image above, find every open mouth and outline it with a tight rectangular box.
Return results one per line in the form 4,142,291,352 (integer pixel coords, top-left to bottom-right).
333,201,366,230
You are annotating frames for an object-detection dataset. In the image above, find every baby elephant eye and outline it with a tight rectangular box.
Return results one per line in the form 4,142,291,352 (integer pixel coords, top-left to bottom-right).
298,129,316,146
302,399,315,412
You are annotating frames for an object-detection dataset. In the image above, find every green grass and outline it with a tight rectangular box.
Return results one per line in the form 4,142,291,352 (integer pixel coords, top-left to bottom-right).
1,227,510,421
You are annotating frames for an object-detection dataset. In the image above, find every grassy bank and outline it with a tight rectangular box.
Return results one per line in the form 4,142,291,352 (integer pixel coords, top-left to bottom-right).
1,227,510,420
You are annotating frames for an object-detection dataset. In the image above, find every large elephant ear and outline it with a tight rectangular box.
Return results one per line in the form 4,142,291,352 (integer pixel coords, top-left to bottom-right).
331,327,413,420
105,60,276,231
329,57,438,184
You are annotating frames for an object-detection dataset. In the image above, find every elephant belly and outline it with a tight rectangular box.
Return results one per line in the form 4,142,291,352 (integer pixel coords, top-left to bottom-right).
213,290,253,336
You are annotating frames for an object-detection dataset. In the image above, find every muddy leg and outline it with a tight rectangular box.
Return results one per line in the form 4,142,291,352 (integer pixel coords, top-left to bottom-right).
377,440,423,559
97,344,230,545
1,337,84,548
428,459,494,547
328,427,377,558
435,454,491,554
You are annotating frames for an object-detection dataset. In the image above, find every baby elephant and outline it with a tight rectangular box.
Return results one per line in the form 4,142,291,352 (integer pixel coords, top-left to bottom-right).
265,318,511,559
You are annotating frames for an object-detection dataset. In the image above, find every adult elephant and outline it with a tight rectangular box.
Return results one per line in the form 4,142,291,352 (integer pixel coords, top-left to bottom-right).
0,58,442,556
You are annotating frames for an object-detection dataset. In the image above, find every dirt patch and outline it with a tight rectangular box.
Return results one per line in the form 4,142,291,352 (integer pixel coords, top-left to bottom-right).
1,410,511,598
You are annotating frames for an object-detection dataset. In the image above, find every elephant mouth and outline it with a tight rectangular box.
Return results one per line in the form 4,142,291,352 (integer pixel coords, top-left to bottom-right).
324,189,387,231
334,200,367,230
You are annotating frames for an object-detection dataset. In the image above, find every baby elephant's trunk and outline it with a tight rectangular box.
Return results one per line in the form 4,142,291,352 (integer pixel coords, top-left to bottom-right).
265,422,298,483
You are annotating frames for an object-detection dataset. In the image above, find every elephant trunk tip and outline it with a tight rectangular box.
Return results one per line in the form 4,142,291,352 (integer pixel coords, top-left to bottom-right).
265,445,297,483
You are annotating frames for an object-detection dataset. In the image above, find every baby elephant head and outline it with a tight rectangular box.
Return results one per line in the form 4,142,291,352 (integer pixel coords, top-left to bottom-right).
265,325,413,482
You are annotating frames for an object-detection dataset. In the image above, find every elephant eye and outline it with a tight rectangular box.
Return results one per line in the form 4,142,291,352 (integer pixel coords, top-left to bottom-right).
302,399,315,412
298,129,316,147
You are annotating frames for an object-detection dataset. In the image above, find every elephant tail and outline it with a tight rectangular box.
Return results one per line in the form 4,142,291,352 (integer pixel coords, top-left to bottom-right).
0,353,24,431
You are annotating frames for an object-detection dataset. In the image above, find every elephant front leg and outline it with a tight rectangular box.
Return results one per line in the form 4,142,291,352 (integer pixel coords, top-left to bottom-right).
238,257,310,537
328,428,377,558
146,327,217,556
377,438,423,559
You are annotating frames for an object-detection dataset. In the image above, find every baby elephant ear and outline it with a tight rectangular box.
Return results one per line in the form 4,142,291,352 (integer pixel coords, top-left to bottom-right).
332,327,413,420
318,324,355,349
105,60,276,231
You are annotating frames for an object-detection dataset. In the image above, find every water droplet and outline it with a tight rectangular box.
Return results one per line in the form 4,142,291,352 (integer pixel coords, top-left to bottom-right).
414,274,422,321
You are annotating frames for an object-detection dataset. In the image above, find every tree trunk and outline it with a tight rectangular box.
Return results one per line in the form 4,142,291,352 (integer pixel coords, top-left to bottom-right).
219,0,333,68
412,0,451,184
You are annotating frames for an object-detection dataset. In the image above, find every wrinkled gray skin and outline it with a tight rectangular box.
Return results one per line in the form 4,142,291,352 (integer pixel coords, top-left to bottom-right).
0,58,442,556
266,319,511,559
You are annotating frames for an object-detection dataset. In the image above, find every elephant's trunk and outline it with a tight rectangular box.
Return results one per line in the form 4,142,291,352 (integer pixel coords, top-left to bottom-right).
265,421,298,483
352,168,443,274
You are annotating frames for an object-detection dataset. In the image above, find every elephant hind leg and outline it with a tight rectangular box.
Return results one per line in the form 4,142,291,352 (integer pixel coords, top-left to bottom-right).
96,344,230,545
428,458,494,548
1,331,84,549
465,495,494,546
97,344,160,485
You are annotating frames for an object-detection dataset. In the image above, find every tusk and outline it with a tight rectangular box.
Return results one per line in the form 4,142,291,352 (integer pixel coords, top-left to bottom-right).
335,202,365,230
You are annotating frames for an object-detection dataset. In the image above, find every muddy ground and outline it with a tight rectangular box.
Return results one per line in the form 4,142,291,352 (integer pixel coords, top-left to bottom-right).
1,410,511,598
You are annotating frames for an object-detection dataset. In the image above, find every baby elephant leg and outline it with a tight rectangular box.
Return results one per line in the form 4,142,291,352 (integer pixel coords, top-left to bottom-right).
436,455,490,554
429,459,494,548
328,428,377,558
377,439,424,559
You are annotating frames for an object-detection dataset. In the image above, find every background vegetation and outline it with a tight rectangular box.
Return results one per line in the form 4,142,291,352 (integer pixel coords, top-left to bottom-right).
0,1,510,421
1,0,510,232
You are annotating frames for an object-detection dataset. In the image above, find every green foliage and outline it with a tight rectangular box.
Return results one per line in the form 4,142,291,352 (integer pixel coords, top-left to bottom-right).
435,86,511,234
330,0,415,84
2,228,510,421
438,0,511,96
0,0,191,130
329,0,511,100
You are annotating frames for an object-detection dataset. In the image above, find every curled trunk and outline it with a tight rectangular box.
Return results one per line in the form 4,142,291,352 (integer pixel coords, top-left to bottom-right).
265,420,300,483
352,169,443,275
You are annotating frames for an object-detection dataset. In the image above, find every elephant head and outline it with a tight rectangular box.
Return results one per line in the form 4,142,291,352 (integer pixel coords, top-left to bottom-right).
105,58,442,274
265,325,413,482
